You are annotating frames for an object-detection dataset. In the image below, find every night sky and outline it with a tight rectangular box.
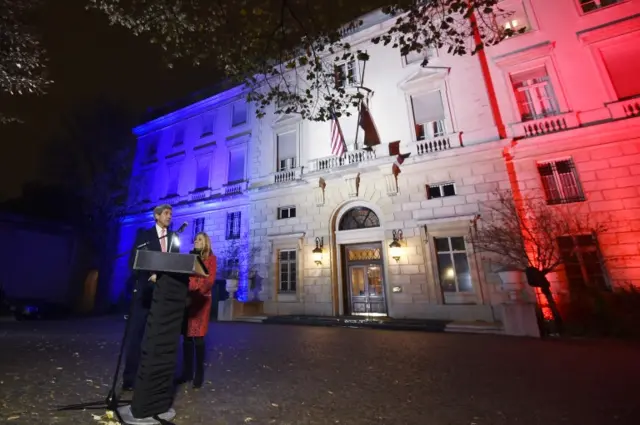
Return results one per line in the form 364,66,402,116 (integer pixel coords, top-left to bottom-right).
0,0,218,199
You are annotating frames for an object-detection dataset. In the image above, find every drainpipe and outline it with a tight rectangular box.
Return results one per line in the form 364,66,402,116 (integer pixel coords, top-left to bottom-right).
502,140,527,226
503,141,548,313
468,1,507,140
469,214,488,305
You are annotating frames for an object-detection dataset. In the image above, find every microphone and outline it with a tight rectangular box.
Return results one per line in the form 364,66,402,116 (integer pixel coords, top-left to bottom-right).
176,222,188,234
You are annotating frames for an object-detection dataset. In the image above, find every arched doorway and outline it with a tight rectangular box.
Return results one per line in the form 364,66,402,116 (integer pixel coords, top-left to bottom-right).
333,205,389,317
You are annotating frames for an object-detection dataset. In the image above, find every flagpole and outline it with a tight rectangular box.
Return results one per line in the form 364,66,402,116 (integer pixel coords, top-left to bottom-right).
353,58,367,151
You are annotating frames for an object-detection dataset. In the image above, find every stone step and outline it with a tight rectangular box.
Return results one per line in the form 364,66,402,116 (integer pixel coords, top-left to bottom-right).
445,321,504,335
233,315,268,323
262,315,451,332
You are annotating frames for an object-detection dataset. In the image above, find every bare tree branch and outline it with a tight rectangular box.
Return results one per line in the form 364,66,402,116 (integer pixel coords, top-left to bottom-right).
472,190,608,275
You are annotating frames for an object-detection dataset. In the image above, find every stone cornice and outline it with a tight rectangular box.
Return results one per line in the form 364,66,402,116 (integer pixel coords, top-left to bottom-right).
133,85,247,137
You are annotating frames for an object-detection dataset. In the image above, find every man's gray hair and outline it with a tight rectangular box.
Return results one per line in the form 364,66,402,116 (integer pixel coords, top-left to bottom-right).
153,204,173,217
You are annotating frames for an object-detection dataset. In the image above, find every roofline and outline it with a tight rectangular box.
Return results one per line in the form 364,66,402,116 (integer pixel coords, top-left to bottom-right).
132,83,248,137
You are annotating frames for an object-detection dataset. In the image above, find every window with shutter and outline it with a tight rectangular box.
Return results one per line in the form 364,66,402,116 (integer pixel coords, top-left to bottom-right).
410,90,446,141
537,159,584,204
276,132,297,171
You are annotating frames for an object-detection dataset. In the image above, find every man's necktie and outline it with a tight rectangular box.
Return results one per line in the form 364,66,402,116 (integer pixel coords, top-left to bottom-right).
160,229,167,252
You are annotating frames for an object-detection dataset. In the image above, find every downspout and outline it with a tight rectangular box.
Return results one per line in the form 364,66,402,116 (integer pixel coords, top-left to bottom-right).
503,142,549,316
469,214,488,306
468,1,507,140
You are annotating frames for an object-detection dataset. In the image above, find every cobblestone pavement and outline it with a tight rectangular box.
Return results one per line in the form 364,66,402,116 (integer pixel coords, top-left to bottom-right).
1,317,639,425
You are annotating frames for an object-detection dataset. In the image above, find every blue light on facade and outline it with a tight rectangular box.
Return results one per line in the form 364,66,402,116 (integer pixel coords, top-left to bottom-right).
109,78,252,308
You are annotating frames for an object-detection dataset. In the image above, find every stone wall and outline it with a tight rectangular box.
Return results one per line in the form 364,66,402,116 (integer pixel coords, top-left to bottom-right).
513,120,640,291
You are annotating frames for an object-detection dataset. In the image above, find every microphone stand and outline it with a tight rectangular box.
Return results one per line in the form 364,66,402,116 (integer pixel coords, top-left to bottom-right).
55,228,177,420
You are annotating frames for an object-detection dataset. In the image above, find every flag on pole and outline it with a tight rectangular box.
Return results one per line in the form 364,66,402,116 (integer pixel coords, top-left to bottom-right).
388,140,411,176
358,102,381,148
330,112,347,156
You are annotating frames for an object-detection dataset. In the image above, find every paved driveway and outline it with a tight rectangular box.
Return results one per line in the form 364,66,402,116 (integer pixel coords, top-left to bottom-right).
1,317,639,424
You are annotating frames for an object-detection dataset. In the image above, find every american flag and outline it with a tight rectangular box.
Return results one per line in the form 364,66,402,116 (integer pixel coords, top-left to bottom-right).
330,112,346,156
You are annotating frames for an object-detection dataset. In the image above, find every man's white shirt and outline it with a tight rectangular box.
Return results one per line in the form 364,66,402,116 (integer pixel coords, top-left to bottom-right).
155,224,167,252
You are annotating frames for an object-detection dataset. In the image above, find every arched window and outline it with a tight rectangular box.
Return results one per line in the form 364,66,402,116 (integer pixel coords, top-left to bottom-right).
338,207,380,231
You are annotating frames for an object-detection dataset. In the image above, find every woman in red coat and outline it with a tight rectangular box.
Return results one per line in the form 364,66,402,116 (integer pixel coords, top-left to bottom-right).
181,231,216,388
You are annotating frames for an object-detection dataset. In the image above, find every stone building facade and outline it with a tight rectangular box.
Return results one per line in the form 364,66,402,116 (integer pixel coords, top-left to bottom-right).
111,0,640,326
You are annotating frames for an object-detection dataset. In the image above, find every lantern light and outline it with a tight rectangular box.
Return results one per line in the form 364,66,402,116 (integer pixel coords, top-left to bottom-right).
389,230,403,262
312,237,323,266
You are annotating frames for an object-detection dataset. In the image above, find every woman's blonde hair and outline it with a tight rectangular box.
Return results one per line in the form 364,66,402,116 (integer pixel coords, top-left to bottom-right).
195,232,212,259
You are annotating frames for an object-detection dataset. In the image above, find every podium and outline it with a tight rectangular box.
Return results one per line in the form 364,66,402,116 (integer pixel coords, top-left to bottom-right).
117,251,209,425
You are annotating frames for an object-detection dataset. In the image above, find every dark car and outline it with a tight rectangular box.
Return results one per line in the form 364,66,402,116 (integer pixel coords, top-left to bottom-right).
5,297,71,321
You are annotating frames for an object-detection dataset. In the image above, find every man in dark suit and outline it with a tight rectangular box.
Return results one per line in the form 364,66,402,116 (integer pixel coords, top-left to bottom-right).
122,204,180,391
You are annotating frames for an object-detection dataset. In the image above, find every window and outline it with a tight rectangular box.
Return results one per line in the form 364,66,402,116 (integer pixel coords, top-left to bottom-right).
172,126,184,147
338,207,380,230
511,67,559,121
599,41,640,100
227,149,245,183
537,159,584,205
278,249,297,292
278,206,296,219
276,131,297,171
226,211,241,240
144,137,158,161
410,91,446,141
403,47,437,66
494,1,530,37
195,155,211,190
130,174,143,203
427,182,456,199
558,234,609,290
201,113,214,136
434,236,473,293
165,163,180,196
139,172,153,202
192,217,205,240
578,0,622,14
231,102,247,127
334,59,358,88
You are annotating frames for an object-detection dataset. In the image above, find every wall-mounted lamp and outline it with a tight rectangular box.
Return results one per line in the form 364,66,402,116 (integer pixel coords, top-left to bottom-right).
389,230,403,263
312,237,324,266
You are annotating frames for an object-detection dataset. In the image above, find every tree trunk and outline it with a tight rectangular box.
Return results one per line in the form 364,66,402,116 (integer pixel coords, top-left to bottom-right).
540,285,563,335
